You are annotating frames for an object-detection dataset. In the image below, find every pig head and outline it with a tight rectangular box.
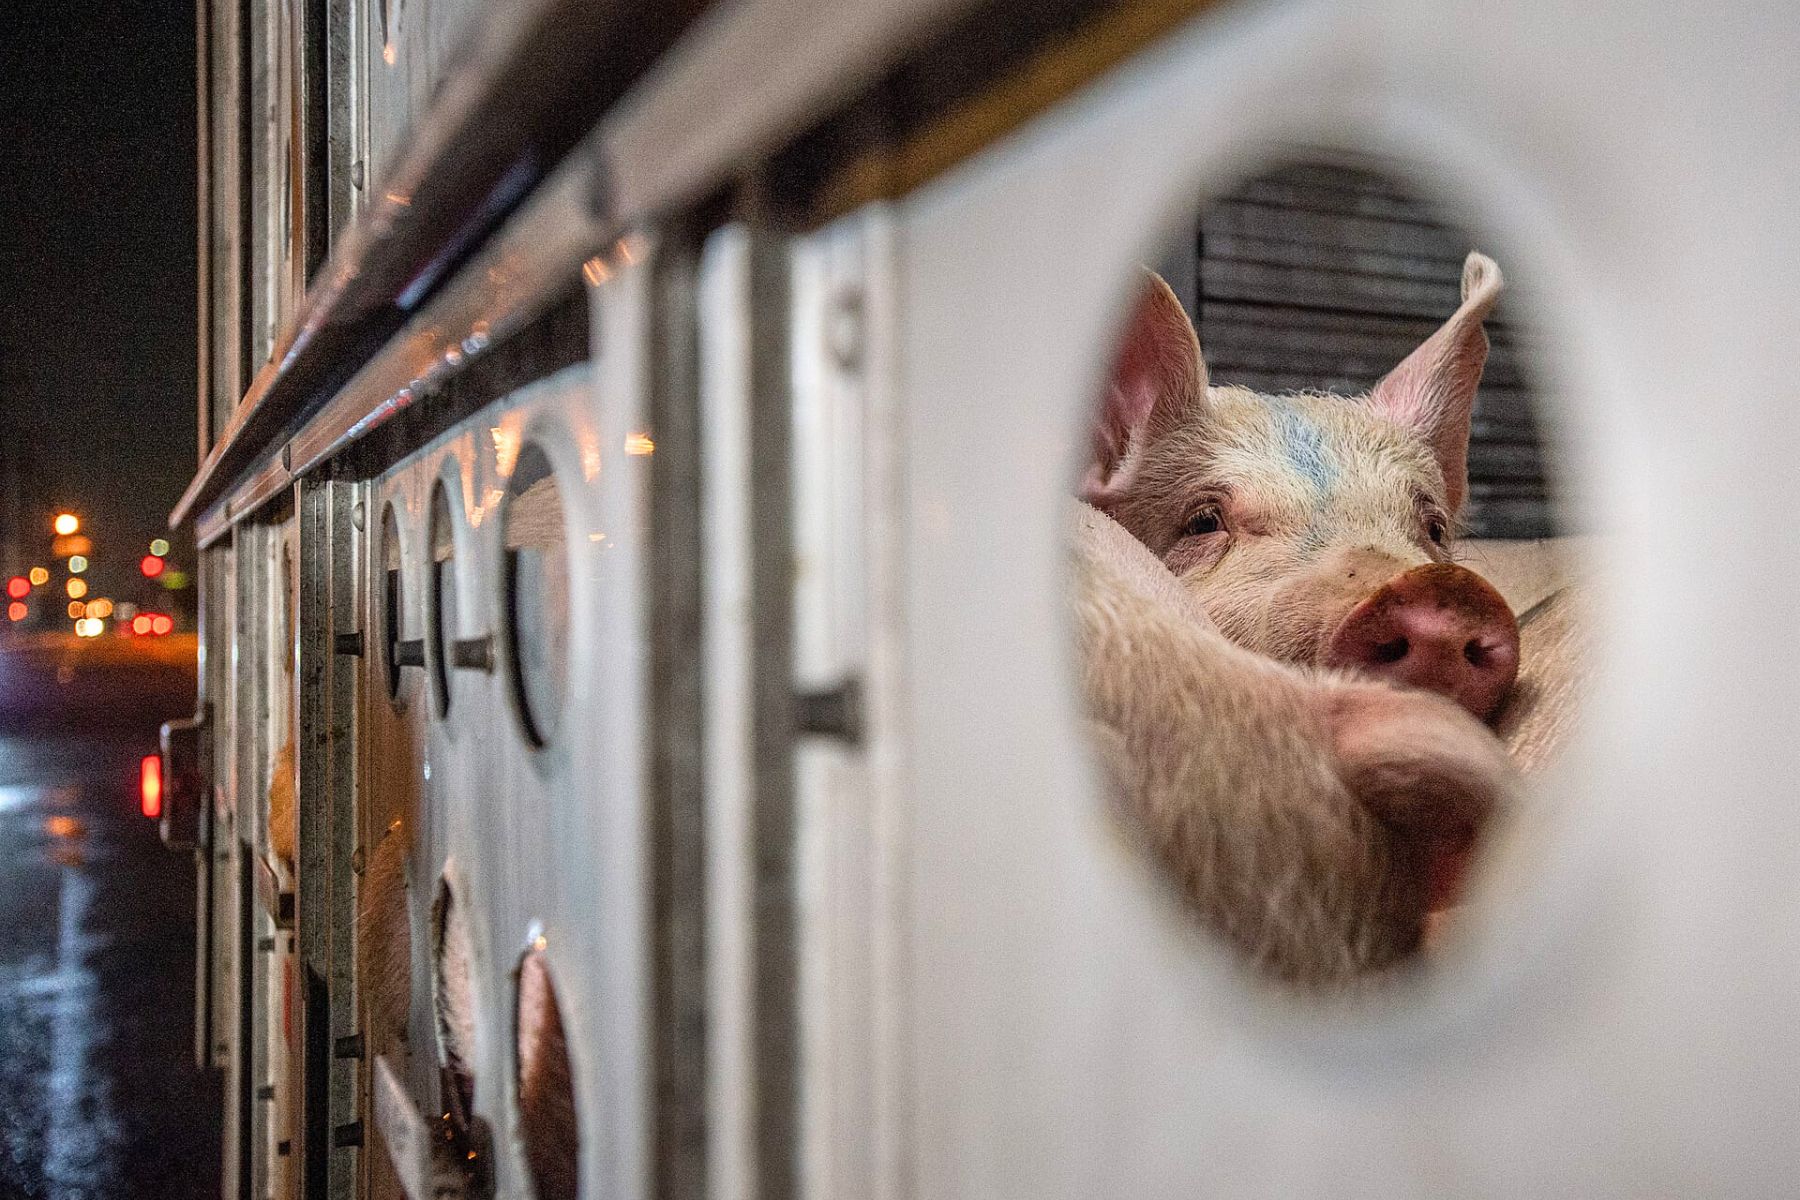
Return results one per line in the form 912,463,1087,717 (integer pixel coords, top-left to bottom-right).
1074,504,1515,985
1085,253,1519,721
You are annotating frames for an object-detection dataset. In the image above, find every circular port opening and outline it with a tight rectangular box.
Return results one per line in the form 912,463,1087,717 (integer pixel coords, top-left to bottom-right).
428,481,458,719
516,944,579,1200
501,446,570,748
381,502,406,701
1076,153,1588,994
433,881,477,1125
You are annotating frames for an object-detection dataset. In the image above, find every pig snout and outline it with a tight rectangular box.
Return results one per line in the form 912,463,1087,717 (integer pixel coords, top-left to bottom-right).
1324,563,1519,720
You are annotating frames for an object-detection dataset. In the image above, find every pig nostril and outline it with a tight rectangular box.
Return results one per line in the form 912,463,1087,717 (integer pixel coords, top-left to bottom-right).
1371,637,1408,664
1463,638,1487,667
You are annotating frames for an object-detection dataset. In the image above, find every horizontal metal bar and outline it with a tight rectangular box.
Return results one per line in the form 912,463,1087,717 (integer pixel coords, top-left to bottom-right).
172,0,709,531
185,0,994,543
451,637,495,672
601,0,979,225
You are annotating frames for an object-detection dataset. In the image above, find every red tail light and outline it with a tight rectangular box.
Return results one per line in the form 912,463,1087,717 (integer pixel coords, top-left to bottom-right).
140,754,163,819
150,614,173,636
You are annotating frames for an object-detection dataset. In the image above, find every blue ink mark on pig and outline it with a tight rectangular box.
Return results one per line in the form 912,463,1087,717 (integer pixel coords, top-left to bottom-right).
1271,398,1336,495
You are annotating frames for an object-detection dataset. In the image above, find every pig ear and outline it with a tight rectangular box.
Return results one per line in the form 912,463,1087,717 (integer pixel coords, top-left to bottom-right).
1083,271,1209,508
1367,252,1504,515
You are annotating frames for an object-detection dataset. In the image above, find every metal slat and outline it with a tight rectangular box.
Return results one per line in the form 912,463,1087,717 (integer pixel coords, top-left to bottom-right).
1198,315,1534,390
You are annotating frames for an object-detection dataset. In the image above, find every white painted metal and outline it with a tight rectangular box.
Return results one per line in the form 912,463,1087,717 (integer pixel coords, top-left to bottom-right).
360,0,486,196
361,353,655,1199
584,246,659,1200
787,211,910,1200
865,1,1800,1196
698,226,759,1200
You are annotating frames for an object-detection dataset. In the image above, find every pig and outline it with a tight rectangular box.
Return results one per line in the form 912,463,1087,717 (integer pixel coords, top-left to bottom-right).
1074,503,1516,985
360,817,413,1050
516,950,579,1200
268,735,296,866
427,895,578,1197
1085,252,1520,722
1492,583,1593,775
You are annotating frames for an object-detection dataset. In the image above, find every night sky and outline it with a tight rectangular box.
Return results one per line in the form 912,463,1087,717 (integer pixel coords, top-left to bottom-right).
0,2,196,599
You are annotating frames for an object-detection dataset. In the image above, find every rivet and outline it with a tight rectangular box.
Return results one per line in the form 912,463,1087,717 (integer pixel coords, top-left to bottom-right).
826,288,865,371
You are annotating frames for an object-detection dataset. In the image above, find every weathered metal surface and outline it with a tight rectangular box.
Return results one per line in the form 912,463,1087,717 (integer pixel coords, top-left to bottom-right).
173,0,708,533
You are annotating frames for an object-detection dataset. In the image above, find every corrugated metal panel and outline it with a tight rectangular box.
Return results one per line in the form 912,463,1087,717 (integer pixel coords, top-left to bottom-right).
1192,160,1553,538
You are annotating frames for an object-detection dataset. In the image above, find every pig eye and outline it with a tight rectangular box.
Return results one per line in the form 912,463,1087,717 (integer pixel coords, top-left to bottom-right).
1182,507,1224,537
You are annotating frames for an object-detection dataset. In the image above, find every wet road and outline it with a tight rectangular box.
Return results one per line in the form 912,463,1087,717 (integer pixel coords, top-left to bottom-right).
0,635,220,1200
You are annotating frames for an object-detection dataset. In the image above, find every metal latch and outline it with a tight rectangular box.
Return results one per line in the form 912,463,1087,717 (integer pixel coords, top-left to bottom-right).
158,707,209,851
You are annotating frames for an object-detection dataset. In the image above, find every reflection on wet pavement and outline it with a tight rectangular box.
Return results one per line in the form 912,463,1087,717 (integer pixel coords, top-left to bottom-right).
0,647,220,1199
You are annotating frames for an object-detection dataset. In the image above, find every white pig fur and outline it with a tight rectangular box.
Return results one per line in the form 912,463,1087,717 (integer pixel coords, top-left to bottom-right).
1073,503,1516,986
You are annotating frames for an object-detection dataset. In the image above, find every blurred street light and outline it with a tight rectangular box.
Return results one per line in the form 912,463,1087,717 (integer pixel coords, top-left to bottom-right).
68,555,88,574
53,513,80,536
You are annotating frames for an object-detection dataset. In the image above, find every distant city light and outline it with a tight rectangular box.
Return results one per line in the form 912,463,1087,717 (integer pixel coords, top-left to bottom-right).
53,513,80,537
6,602,25,622
51,534,92,558
149,614,173,636
67,601,86,619
74,617,102,638
88,598,113,619
65,578,88,599
140,554,165,579
131,614,152,636
160,571,190,590
149,538,170,557
68,555,88,574
28,567,48,586
5,577,28,600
